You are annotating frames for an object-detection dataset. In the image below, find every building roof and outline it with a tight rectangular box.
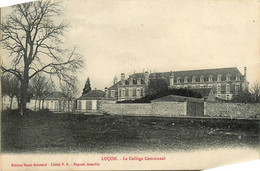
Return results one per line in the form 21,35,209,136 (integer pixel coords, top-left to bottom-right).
107,67,245,89
108,81,120,90
78,90,105,100
45,92,65,100
152,95,205,103
159,67,244,81
190,88,212,98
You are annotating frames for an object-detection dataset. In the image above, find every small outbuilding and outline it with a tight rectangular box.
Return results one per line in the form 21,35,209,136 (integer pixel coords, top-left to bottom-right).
151,95,205,116
76,90,106,113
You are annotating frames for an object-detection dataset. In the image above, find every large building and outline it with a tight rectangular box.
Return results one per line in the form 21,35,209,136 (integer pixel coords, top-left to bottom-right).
105,67,248,101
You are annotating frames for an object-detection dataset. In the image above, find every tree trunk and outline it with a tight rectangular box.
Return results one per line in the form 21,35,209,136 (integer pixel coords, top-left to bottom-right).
10,96,13,109
39,98,41,110
42,99,44,109
34,98,37,111
20,69,29,115
68,100,70,112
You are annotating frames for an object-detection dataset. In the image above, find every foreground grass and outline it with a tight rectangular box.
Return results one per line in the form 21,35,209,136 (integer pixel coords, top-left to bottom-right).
1,110,259,153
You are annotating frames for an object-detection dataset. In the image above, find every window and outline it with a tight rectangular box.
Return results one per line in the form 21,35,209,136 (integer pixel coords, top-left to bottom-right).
235,84,240,93
192,85,195,88
208,84,213,88
184,85,188,88
226,95,230,100
217,84,221,92
137,88,141,97
125,89,129,97
177,77,181,83
129,89,133,97
55,101,58,110
192,76,196,83
226,74,231,81
184,77,188,83
236,74,240,81
226,84,230,93
217,75,222,82
200,76,205,82
133,88,136,96
176,86,180,89
46,101,49,108
111,90,115,97
200,84,204,88
121,89,125,97
209,75,213,82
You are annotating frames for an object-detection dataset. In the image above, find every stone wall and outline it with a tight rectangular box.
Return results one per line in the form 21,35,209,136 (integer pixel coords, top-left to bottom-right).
101,102,186,117
101,103,152,116
152,102,186,116
206,102,260,118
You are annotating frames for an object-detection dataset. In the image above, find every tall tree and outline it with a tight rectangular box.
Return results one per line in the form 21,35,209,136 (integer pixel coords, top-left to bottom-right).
82,77,91,95
1,1,84,115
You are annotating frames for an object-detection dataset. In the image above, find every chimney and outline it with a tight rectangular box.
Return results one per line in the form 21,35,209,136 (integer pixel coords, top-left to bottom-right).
121,73,125,85
170,72,174,87
244,67,247,80
104,87,108,98
113,76,118,84
144,71,149,85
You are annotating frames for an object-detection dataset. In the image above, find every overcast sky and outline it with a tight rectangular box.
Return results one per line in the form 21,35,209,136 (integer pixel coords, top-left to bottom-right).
2,0,260,91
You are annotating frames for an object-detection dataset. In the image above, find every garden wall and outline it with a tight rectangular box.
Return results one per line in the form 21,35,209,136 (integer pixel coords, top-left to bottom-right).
206,102,260,118
152,102,186,116
101,103,152,116
101,102,186,117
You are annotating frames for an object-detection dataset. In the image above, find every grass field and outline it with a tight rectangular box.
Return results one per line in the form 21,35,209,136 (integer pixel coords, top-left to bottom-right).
1,110,259,153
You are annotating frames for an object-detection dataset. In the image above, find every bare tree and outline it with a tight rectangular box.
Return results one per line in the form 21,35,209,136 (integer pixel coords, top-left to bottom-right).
1,74,20,109
61,80,78,112
250,82,260,103
1,0,84,115
30,74,50,110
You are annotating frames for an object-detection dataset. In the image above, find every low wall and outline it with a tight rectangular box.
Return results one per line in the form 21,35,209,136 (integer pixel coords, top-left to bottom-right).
206,103,260,118
101,103,152,116
102,102,186,117
152,102,186,116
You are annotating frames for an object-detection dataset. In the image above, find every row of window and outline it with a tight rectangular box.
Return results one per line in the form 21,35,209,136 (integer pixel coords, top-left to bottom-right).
174,83,240,92
172,74,240,84
114,88,144,97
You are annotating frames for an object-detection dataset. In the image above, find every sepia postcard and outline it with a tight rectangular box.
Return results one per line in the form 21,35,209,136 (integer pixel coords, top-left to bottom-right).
0,0,260,170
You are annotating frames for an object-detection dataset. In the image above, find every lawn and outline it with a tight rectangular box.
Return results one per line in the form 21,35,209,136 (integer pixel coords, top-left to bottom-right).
1,110,259,153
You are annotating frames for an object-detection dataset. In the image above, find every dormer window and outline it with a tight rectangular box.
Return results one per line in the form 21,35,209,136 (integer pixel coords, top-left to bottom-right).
217,74,222,82
177,77,181,83
226,74,231,81
184,77,189,83
208,75,213,82
200,76,205,82
236,74,240,81
192,76,197,83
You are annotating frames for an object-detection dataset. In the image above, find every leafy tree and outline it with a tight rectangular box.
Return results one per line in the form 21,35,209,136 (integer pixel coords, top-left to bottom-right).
231,88,255,103
1,0,84,115
82,77,91,95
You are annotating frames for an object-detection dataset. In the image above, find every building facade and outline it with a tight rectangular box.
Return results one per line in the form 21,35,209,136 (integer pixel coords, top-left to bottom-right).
27,92,75,112
76,90,106,113
106,67,248,101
